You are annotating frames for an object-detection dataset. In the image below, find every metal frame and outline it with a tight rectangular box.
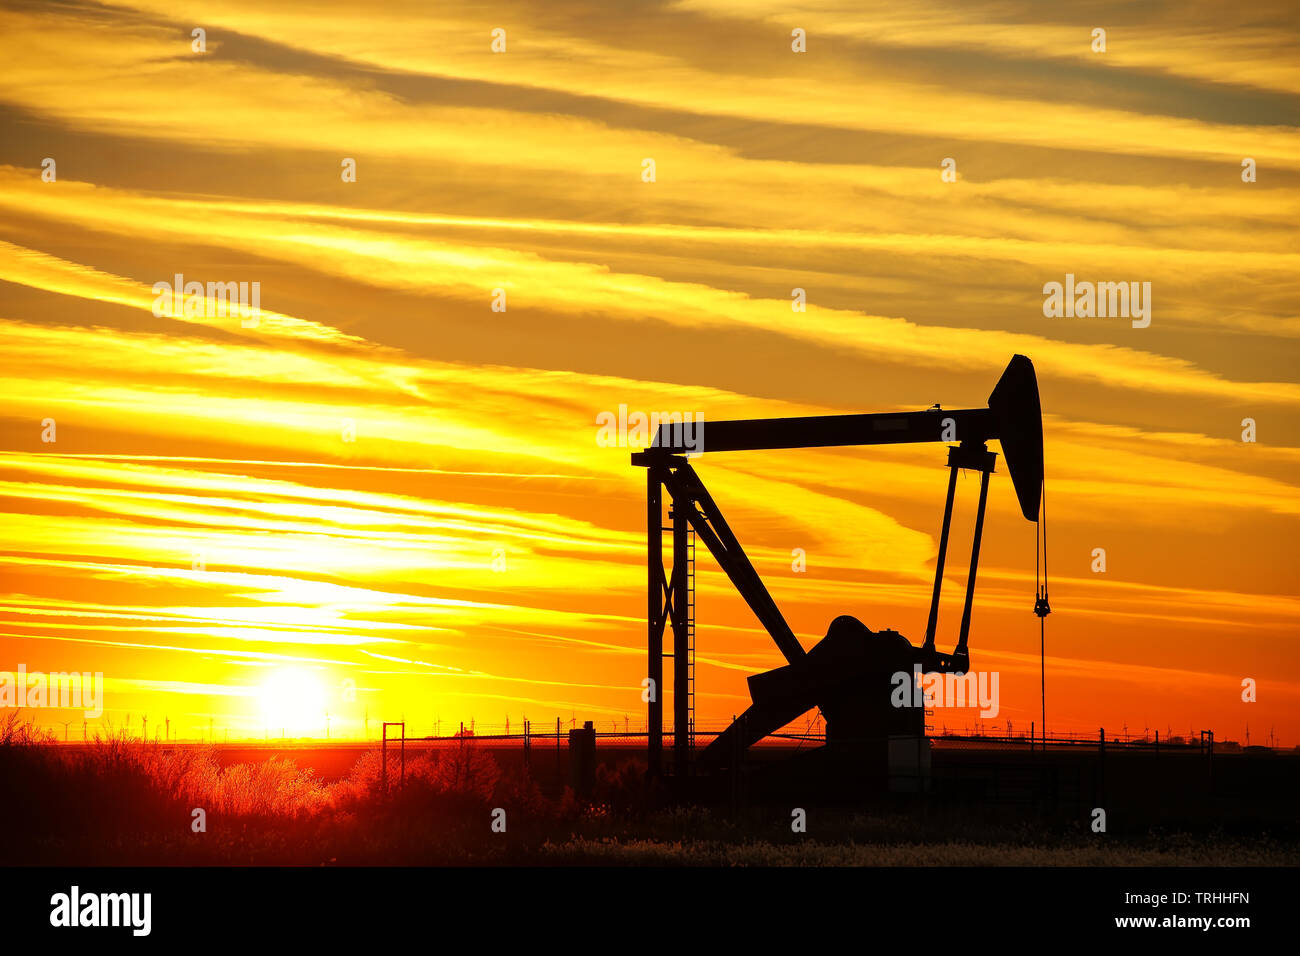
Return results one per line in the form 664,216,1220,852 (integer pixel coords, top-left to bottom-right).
633,356,1043,779
638,442,996,777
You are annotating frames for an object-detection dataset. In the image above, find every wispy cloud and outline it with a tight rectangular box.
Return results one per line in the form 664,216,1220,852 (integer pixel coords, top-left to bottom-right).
0,0,1295,742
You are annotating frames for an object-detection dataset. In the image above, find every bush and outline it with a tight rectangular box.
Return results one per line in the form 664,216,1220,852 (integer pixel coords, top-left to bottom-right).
429,742,500,800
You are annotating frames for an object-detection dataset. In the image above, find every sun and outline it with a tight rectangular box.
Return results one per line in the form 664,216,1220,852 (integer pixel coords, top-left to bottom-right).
257,667,327,737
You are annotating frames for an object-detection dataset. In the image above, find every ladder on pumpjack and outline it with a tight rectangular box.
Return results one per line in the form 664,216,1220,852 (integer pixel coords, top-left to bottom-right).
687,524,696,755
662,506,697,772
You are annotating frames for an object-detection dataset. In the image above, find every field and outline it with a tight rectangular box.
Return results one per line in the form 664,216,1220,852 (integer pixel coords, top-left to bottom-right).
3,713,1296,867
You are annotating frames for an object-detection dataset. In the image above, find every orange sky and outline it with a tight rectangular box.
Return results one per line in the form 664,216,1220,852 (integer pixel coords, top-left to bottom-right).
0,0,1296,745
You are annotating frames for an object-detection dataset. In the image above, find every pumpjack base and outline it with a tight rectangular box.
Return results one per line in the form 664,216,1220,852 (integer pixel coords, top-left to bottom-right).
702,616,952,772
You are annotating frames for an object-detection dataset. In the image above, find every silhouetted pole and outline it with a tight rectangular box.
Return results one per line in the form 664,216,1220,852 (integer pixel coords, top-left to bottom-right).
1040,629,1046,746
923,464,959,652
647,467,664,778
955,464,992,657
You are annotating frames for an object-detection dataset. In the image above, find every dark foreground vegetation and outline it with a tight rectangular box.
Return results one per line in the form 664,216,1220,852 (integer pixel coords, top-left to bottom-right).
3,713,1295,866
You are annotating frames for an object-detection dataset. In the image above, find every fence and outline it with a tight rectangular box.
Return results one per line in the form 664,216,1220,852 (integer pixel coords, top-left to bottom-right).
378,721,1226,793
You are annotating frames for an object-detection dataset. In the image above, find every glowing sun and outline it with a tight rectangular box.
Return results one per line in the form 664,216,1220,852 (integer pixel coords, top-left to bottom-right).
257,668,326,737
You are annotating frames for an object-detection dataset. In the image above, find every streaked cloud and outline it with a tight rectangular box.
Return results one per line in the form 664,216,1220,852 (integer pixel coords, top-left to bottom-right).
0,0,1295,744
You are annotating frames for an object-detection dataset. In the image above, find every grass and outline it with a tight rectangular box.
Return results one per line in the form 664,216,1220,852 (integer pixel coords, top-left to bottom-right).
2,712,1295,866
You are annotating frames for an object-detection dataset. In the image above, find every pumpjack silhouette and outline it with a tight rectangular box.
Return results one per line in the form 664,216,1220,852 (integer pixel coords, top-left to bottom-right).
633,355,1044,787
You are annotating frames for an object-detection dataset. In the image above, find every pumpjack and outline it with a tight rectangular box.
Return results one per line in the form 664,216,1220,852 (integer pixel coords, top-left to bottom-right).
632,355,1044,783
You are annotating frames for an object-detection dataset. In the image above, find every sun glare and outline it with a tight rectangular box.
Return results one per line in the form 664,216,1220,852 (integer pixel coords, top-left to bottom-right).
257,668,327,737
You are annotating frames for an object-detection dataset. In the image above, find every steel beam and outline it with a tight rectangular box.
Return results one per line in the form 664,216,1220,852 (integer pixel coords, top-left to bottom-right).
652,407,996,455
646,467,664,777
922,463,960,655
661,463,806,665
956,465,992,658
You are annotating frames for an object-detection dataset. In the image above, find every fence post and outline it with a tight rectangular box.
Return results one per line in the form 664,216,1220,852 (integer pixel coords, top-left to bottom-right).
569,721,597,797
1206,730,1214,794
1097,727,1106,807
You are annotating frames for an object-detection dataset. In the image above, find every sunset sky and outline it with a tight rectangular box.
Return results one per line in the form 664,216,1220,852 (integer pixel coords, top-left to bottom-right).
0,0,1296,745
